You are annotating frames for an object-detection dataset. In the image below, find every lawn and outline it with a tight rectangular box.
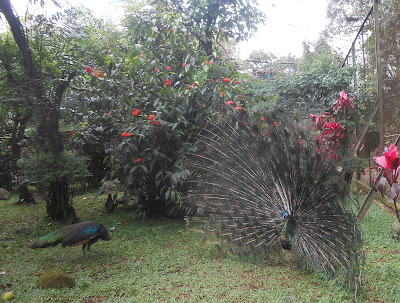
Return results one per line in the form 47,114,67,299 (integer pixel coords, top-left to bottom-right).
1,190,399,302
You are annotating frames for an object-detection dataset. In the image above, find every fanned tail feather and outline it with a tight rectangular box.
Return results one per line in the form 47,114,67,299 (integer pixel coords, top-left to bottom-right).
186,109,363,293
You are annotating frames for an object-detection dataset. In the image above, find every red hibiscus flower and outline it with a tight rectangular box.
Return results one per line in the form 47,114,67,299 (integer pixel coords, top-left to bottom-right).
187,85,192,90
220,92,224,96
154,68,157,73
132,109,140,116
273,122,279,128
165,79,172,87
121,132,131,138
136,158,142,163
226,101,234,105
223,78,231,83
69,131,75,136
99,73,104,78
85,67,93,73
148,115,155,121
182,62,186,68
109,111,113,115
152,120,160,126
235,80,241,84
193,83,198,87
166,66,172,71
235,106,243,111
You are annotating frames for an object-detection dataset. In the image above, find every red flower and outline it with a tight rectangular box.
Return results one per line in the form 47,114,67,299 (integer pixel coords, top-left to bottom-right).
220,92,224,96
187,85,192,90
69,131,75,136
264,130,270,136
273,122,279,128
152,120,160,126
85,67,93,73
235,106,243,111
310,112,331,131
237,94,244,99
226,101,234,105
121,132,131,138
205,60,213,65
261,117,265,121
166,66,172,71
235,80,241,84
193,83,198,87
136,158,142,163
132,109,140,116
223,78,231,83
109,111,113,115
148,115,155,120
154,68,157,73
165,79,172,87
182,62,186,68
99,73,104,78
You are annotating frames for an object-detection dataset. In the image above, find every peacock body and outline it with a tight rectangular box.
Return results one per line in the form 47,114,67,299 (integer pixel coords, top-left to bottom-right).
28,221,115,254
186,109,363,293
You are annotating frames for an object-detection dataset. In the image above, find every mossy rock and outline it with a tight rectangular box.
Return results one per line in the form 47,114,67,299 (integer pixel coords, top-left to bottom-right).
391,221,400,240
38,269,74,289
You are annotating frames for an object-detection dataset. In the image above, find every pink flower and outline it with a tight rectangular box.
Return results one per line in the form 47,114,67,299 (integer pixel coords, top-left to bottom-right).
165,79,172,87
226,101,234,105
148,115,155,121
332,90,355,115
121,132,131,138
223,78,231,83
374,144,399,171
132,109,140,116
166,66,172,71
85,67,93,73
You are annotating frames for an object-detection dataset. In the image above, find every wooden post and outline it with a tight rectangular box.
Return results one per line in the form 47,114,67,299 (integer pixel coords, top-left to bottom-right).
373,0,384,154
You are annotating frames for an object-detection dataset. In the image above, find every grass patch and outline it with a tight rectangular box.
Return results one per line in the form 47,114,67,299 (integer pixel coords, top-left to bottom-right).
1,191,399,302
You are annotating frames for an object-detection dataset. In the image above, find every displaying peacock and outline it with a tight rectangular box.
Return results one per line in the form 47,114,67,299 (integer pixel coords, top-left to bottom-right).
28,221,116,255
185,108,363,294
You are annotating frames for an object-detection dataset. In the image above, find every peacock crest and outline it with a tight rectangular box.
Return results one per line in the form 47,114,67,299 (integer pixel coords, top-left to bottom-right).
185,108,363,294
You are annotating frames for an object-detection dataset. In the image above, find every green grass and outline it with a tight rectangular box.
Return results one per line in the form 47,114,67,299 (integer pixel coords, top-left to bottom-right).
1,191,399,302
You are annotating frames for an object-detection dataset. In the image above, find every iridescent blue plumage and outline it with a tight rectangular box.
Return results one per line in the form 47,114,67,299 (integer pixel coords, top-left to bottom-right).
28,221,115,254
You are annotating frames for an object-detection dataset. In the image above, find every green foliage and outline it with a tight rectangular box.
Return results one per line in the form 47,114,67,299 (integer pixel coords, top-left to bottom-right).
151,0,265,55
272,46,354,116
20,152,91,188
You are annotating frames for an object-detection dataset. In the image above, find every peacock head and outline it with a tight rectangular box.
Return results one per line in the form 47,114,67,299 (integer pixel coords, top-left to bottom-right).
281,211,295,250
108,223,120,237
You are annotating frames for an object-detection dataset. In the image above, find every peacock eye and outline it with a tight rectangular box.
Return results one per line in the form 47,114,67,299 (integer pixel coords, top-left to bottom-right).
282,211,288,219
111,227,116,232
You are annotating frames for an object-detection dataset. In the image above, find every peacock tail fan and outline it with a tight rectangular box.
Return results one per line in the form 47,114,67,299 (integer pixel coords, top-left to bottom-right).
185,107,364,294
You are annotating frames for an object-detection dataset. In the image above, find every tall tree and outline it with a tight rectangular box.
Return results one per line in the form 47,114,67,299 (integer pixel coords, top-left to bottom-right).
153,0,265,56
0,0,77,222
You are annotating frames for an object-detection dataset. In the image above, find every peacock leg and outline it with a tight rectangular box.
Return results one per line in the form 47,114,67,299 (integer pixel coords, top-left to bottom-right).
82,244,86,255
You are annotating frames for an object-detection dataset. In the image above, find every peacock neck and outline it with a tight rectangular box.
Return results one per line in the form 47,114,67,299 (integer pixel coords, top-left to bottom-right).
281,215,295,250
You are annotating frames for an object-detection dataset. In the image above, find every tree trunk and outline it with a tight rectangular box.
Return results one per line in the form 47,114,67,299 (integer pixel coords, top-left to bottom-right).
46,180,76,224
15,183,36,205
